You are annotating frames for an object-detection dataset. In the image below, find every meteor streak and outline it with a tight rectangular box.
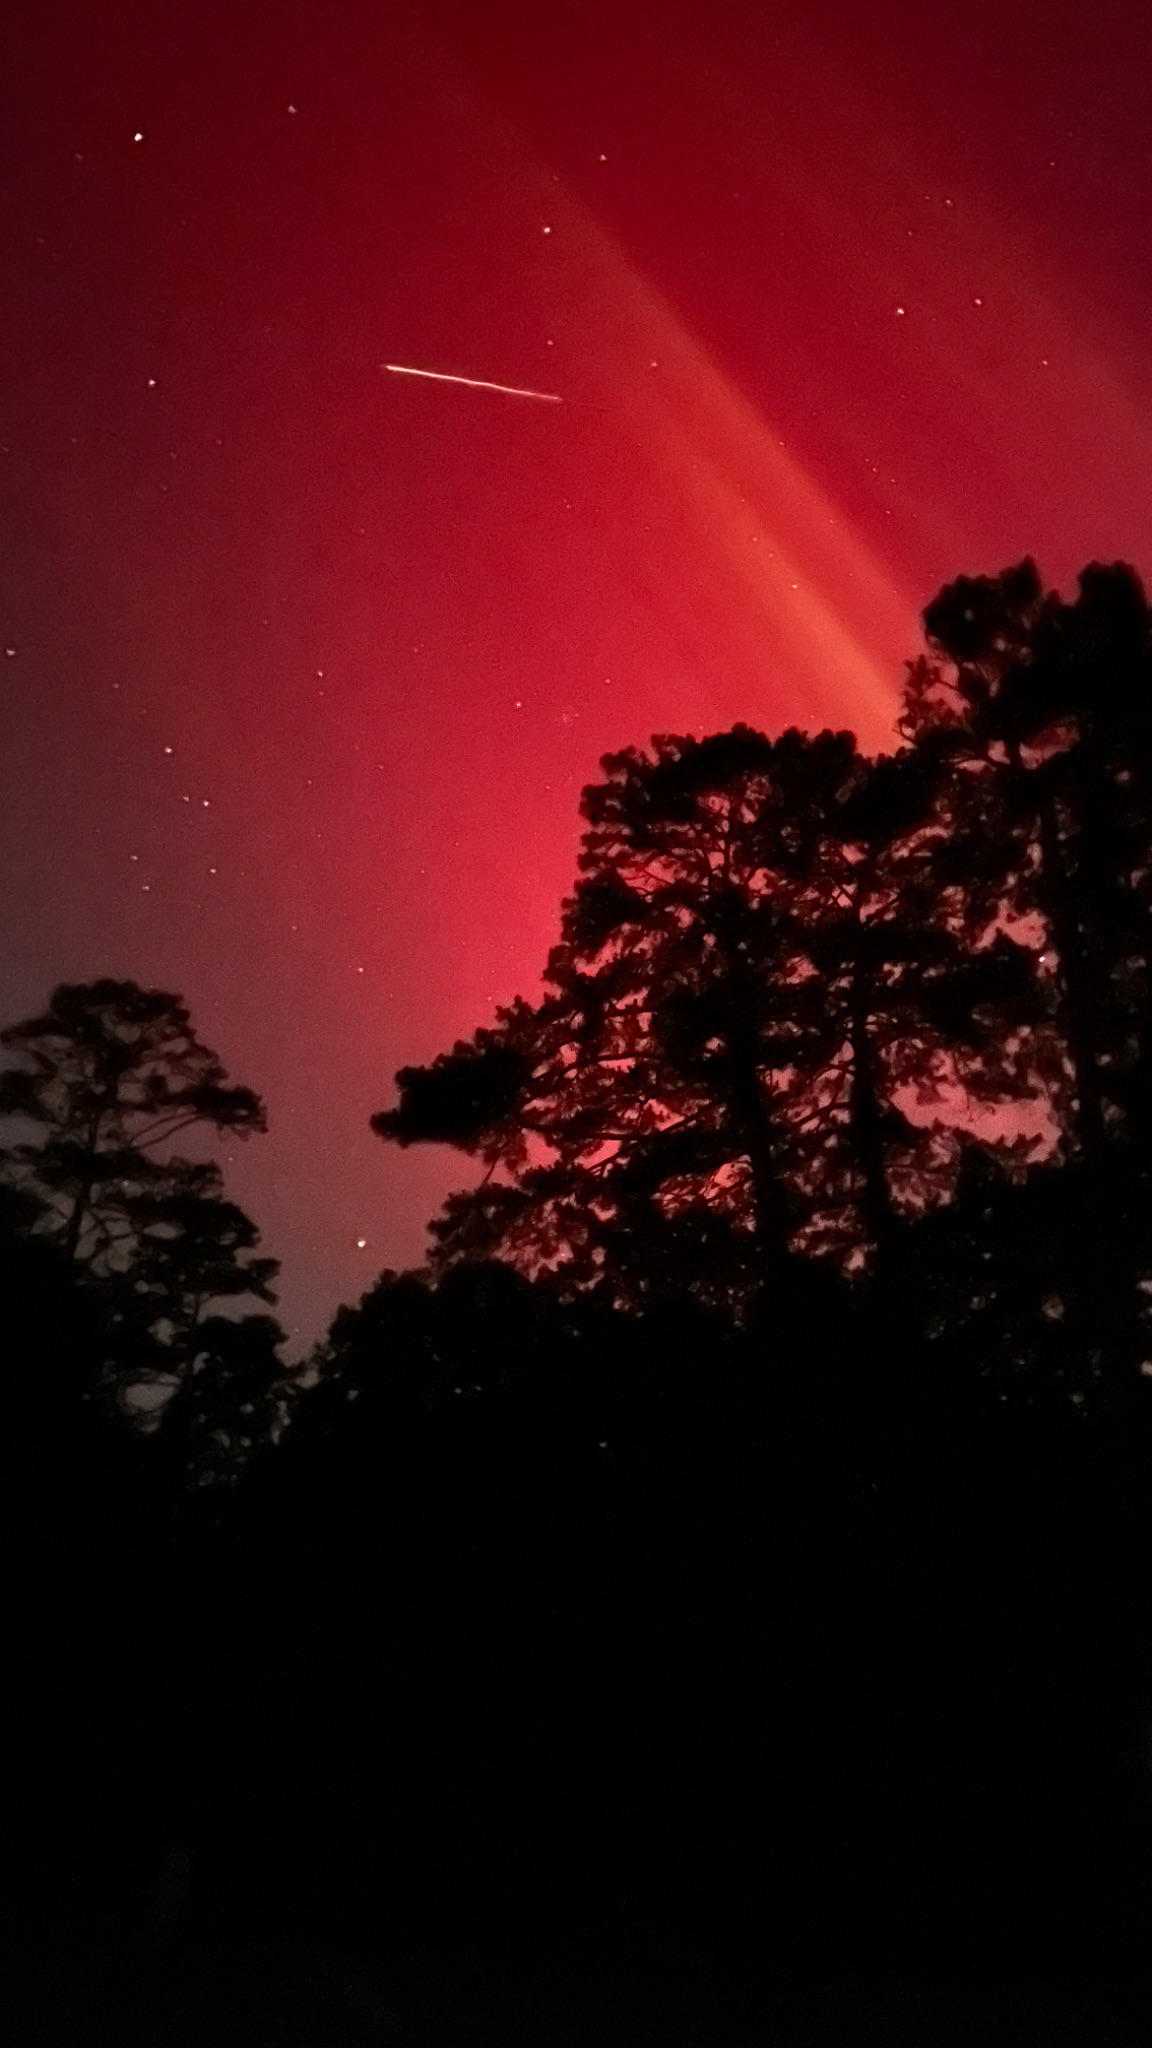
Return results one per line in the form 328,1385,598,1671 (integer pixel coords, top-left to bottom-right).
383,363,562,404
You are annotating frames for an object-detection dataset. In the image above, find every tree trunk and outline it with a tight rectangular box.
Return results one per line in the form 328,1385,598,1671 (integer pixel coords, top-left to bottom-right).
1035,774,1108,1167
848,960,897,1271
718,913,795,1282
62,1112,103,1262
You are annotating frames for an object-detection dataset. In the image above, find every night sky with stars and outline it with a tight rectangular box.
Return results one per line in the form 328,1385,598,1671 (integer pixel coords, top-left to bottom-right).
6,0,1152,1348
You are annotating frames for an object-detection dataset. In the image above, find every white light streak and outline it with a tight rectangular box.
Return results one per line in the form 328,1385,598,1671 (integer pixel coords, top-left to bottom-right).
383,364,562,404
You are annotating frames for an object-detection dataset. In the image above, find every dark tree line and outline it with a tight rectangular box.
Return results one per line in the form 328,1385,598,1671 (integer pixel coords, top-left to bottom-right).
7,561,1152,2038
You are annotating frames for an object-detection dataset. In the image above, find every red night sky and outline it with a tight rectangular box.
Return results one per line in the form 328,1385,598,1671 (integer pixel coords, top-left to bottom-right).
4,0,1152,1347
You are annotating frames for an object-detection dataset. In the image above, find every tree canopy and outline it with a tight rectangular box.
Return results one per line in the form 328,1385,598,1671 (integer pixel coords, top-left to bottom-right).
374,558,1152,1394
0,978,285,1465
